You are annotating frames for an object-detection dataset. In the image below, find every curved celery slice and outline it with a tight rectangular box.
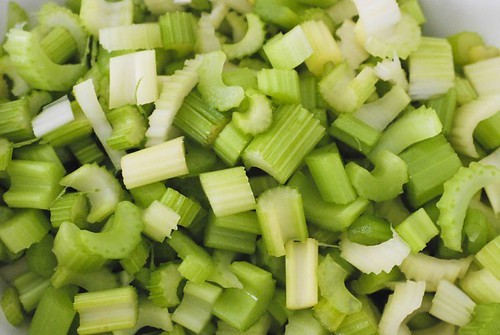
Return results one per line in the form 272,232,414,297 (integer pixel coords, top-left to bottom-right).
79,0,133,36
232,89,273,135
449,95,500,158
79,201,143,259
351,0,401,36
480,148,500,216
263,25,312,70
59,163,124,223
368,106,442,160
336,19,369,70
197,50,245,112
0,56,30,97
339,230,411,274
196,13,221,54
346,150,408,202
436,162,500,252
222,13,265,60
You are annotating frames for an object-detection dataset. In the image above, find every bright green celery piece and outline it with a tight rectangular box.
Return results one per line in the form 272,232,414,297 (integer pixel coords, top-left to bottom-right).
173,90,230,147
26,235,57,278
184,138,218,176
68,135,106,165
447,31,485,67
249,175,280,198
305,143,357,204
346,150,408,202
12,271,50,312
49,192,89,229
51,265,119,292
222,13,266,60
0,98,34,142
28,286,77,335
454,76,478,105
256,68,301,104
437,162,500,252
216,313,272,335
395,208,439,253
242,104,325,184
253,0,301,29
368,105,443,160
0,138,12,176
73,286,138,334
129,182,167,209
3,160,63,210
474,236,500,280
213,121,253,166
59,163,124,223
167,230,214,283
14,142,65,175
222,67,258,91
159,11,197,55
351,267,404,295
299,72,319,111
142,200,180,242
287,170,369,232
268,289,288,326
147,262,183,308
232,88,273,136
317,254,361,314
463,208,491,254
206,250,242,289
1,287,24,327
79,201,143,259
285,309,328,335
474,111,500,151
204,215,257,254
263,25,312,69
159,187,204,228
119,237,149,275
459,303,500,335
347,214,393,246
39,27,78,64
106,104,147,151
318,62,378,113
399,0,426,24
426,89,457,136
212,261,276,331
256,186,307,257
200,166,255,217
328,113,381,155
0,209,50,254
399,134,462,208
171,281,222,333
208,211,260,235
3,5,88,91
197,50,244,111
313,298,346,333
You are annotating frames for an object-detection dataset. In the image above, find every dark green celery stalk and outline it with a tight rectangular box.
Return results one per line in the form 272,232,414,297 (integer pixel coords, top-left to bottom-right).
350,267,404,295
26,235,57,278
0,209,51,254
347,214,393,246
12,271,51,312
39,26,78,64
328,113,381,155
473,111,500,151
0,287,24,326
287,170,369,232
49,192,89,229
0,98,34,142
184,139,218,176
204,215,257,254
147,262,183,308
68,135,106,165
130,182,167,208
248,175,280,198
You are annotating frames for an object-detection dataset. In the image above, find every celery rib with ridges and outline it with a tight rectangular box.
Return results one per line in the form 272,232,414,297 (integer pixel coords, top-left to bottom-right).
99,23,163,51
31,95,74,138
429,280,476,327
263,25,313,69
222,13,266,60
121,136,189,190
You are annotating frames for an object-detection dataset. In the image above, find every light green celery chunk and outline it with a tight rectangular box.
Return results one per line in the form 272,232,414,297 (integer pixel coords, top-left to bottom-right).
256,68,301,104
29,286,76,335
0,56,30,97
196,12,221,54
26,235,57,278
106,105,147,151
346,214,393,246
378,280,426,335
285,238,318,310
147,263,183,308
99,23,163,51
80,0,133,36
256,186,308,257
400,253,473,291
204,216,257,254
449,94,500,158
0,98,34,142
335,295,379,335
351,0,401,36
463,56,500,97
51,266,119,291
232,89,273,136
346,150,408,202
159,11,197,54
216,313,272,335
437,162,500,251
454,76,478,105
285,309,328,335
60,163,123,223
143,200,180,242
39,27,78,65
12,271,50,312
313,298,346,333
374,196,411,226
0,209,50,254
1,286,24,326
197,50,244,111
374,55,409,90
336,19,369,70
242,104,325,184
222,67,258,91
74,286,138,334
114,297,173,335
317,254,361,314
479,148,500,216
129,182,167,209
429,280,475,327
319,62,378,113
49,192,89,229
301,19,343,76
263,25,312,69
368,106,442,160
68,136,106,165
143,0,181,15
14,143,65,175
209,211,260,235
0,138,12,176
159,187,204,228
200,166,255,217
474,111,500,151
213,121,253,167
395,208,439,253
329,113,382,155
447,31,485,66
253,0,300,30
474,236,500,280
206,250,242,289
119,238,149,275
426,89,457,136
460,268,500,304
351,267,404,295
121,137,188,189
222,13,266,60
459,303,500,335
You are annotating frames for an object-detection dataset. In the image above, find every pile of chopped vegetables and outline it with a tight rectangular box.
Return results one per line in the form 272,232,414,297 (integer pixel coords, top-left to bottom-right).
0,0,499,334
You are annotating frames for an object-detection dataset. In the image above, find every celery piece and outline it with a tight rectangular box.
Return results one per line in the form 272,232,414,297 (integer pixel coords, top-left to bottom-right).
317,254,361,314
351,267,404,295
374,196,411,226
106,105,147,151
216,313,272,335
474,111,500,152
129,182,167,209
198,50,244,111
454,76,478,105
480,149,500,216
346,150,408,201
0,209,50,254
429,280,476,326
232,89,273,136
159,187,203,228
173,91,230,147
0,138,12,176
200,166,255,217
80,0,133,36
256,186,307,257
114,296,173,335
143,200,180,242
212,261,275,331
167,230,214,283
336,19,369,70
339,231,411,274
334,295,379,335
49,193,89,229
171,281,222,333
12,271,50,312
184,139,218,176
13,142,65,175
448,31,485,66
1,287,24,327
147,262,183,308
263,25,312,70
26,235,57,279
60,163,123,223
0,98,34,142
204,216,257,254
459,303,500,335
29,286,76,335
40,27,78,65
285,239,318,310
374,55,409,90
209,211,260,235
399,134,462,208
305,143,357,204
121,137,189,189
460,268,500,304
347,214,393,246
463,56,500,97
100,23,163,51
329,113,382,155
256,68,301,104
119,238,149,275
222,67,258,91
313,298,346,333
437,162,500,251
249,175,280,198
222,13,266,60
400,253,473,291
395,208,439,253
31,95,74,138
288,170,369,232
319,62,378,113
68,135,106,165
159,11,197,54
474,236,500,280
378,280,426,335
74,286,138,334
426,89,457,136
463,208,490,254
242,105,325,184
285,309,328,335
213,121,253,167
205,250,242,289
253,0,300,30
196,12,221,54
268,289,288,326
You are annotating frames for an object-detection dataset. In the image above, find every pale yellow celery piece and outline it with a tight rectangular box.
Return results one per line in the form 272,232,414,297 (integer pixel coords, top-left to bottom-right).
336,20,369,69
99,23,163,51
463,56,500,96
